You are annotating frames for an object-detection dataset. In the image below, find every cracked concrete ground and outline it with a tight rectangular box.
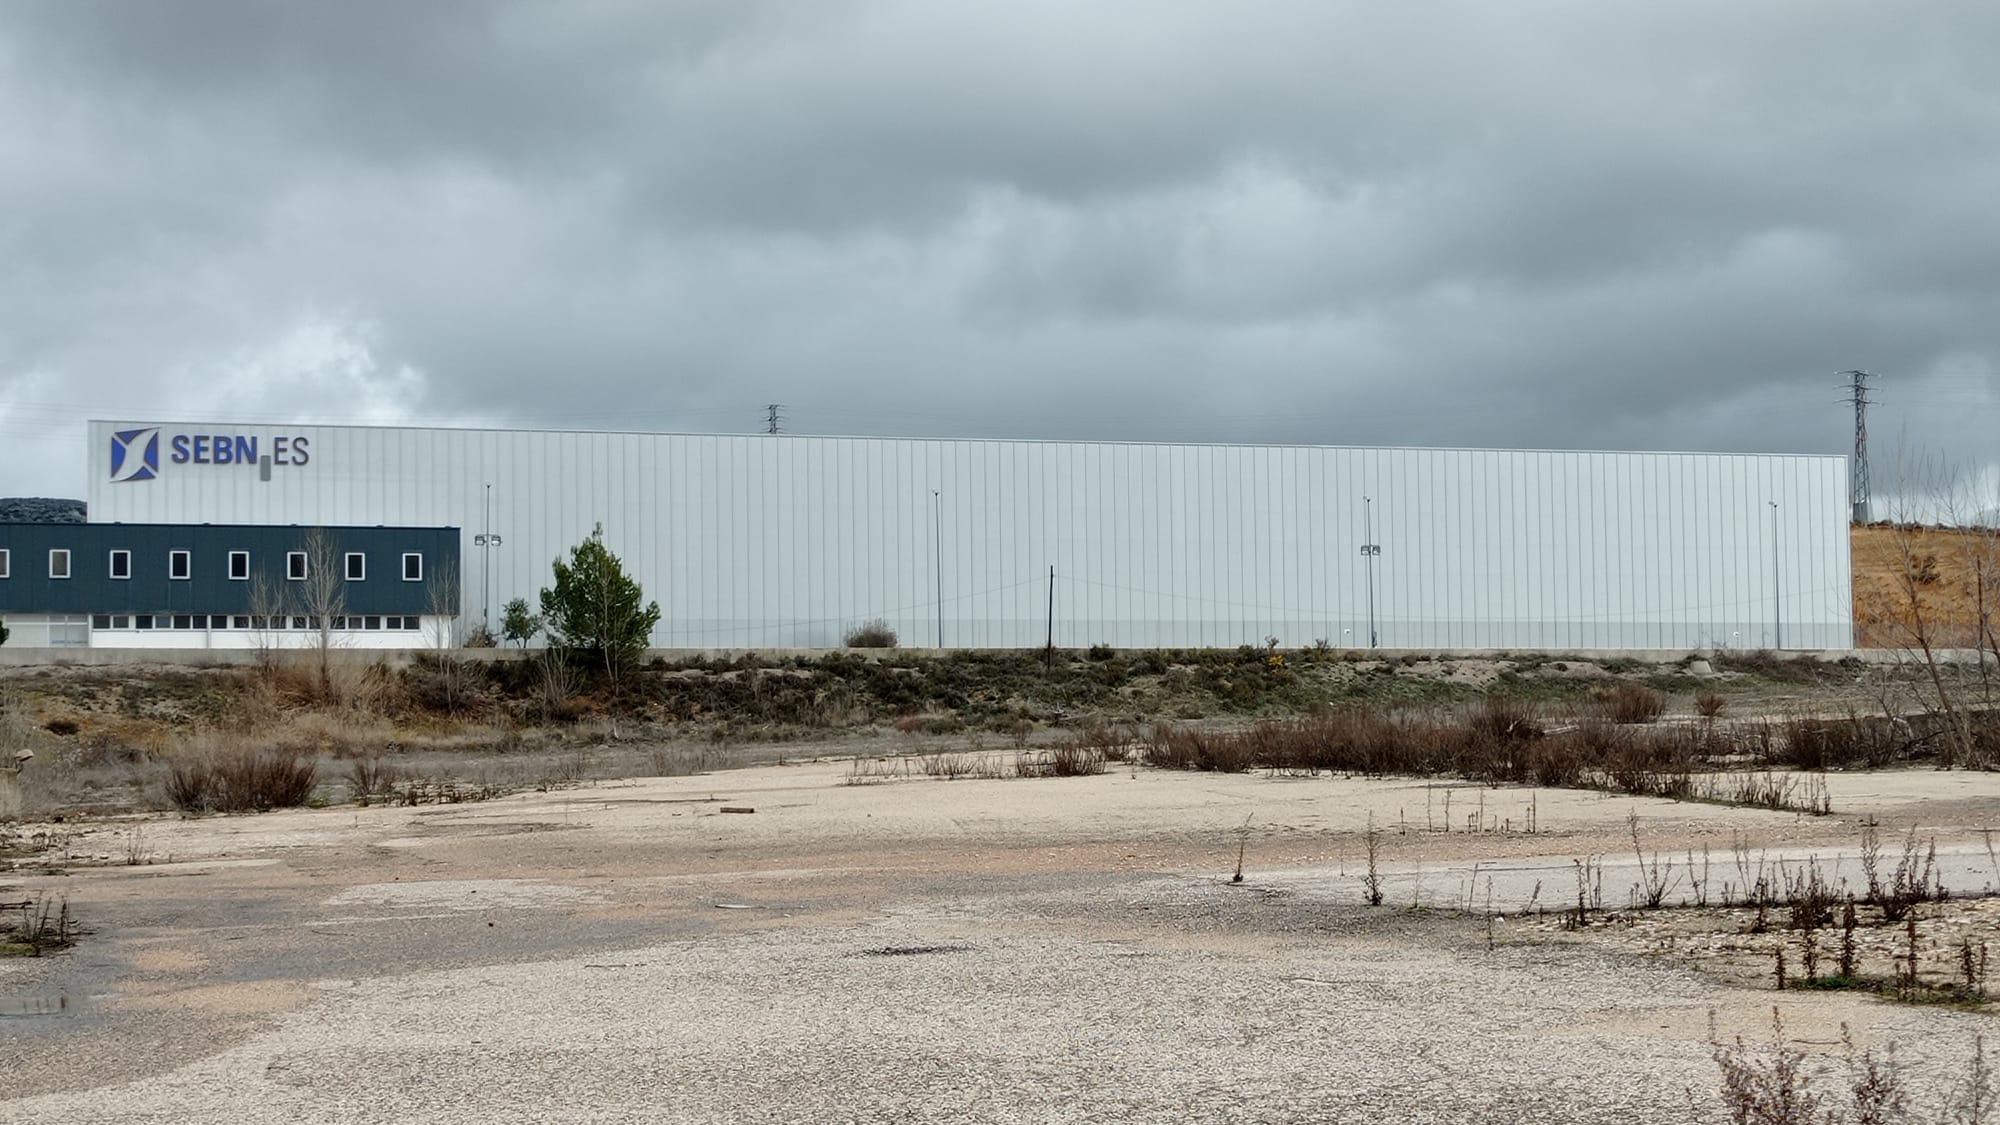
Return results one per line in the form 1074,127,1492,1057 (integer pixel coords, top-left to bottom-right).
5,761,1999,1123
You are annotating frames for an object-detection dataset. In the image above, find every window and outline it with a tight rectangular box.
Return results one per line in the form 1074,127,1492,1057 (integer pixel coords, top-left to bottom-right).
331,615,348,630
0,547,10,578
135,614,154,630
345,552,366,581
50,614,88,647
365,615,382,630
403,616,421,631
170,550,191,580
173,614,192,630
287,552,308,581
93,614,111,630
402,552,423,581
232,615,250,629
292,616,309,630
109,550,131,579
111,615,130,629
49,549,71,579
228,551,249,581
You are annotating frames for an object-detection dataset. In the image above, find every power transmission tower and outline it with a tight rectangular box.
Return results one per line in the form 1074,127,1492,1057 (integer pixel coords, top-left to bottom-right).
1841,370,1873,523
765,404,783,435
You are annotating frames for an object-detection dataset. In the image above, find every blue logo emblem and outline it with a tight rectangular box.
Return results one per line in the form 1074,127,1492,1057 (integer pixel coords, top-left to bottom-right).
109,427,161,482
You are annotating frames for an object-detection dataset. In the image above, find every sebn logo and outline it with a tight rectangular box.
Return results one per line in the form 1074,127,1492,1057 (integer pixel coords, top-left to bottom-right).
105,425,313,482
109,427,161,483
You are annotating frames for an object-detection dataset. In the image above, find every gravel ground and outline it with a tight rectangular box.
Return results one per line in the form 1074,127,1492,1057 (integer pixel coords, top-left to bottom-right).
6,760,2000,1123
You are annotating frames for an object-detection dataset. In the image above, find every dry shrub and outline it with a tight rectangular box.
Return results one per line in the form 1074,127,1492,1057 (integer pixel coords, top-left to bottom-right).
165,743,318,814
1697,691,1727,719
1135,706,1829,812
1471,694,1543,742
1142,724,1257,772
1712,1010,1991,1125
1019,743,1106,777
1777,711,1907,771
843,620,899,648
1076,720,1136,761
345,753,403,801
1598,682,1665,724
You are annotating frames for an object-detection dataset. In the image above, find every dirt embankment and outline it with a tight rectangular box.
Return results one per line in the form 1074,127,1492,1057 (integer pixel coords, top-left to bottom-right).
1853,523,2000,649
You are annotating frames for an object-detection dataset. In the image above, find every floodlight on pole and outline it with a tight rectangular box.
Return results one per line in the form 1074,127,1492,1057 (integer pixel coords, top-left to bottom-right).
473,481,503,631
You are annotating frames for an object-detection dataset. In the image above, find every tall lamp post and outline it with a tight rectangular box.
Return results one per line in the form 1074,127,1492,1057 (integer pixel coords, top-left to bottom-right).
473,482,503,632
1769,500,1782,650
932,489,944,649
1360,496,1381,649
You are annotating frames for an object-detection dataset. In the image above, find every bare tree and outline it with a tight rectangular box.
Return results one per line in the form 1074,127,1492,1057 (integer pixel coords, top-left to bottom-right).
297,528,348,703
425,559,470,714
1887,451,1975,766
247,571,289,675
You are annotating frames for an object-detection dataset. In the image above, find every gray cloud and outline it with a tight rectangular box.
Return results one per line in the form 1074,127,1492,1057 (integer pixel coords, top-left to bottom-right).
5,0,2000,499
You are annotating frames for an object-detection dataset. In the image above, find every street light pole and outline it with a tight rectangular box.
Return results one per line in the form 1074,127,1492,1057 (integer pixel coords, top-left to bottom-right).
933,489,944,649
483,482,493,629
472,483,503,636
1361,496,1381,649
1769,500,1782,650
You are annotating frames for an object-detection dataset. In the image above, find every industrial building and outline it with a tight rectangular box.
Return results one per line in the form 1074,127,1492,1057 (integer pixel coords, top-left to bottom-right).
0,522,461,649
50,421,1856,652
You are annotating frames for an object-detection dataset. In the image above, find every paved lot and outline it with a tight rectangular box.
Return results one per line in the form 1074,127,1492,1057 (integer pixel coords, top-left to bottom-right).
5,761,1999,1123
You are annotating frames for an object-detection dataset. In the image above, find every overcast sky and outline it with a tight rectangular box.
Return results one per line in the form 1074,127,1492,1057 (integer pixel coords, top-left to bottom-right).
4,1,1999,502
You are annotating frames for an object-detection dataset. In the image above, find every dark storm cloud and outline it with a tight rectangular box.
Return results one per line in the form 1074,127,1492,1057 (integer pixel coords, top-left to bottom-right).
4,0,2000,497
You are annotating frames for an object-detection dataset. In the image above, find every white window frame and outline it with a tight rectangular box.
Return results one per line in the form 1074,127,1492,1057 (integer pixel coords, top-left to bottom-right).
402,552,423,582
0,547,10,579
228,550,250,581
109,549,131,580
287,551,308,581
170,549,192,580
49,548,71,579
345,552,366,581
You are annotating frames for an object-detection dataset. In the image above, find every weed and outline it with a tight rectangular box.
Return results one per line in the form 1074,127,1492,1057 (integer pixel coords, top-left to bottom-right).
1232,815,1252,883
1697,690,1727,719
1,894,76,956
1838,897,1859,980
1878,829,1947,923
1361,815,1384,906
1630,812,1677,908
121,825,153,866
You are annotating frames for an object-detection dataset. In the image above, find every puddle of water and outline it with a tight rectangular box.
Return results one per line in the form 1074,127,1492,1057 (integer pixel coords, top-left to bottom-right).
0,994,70,1017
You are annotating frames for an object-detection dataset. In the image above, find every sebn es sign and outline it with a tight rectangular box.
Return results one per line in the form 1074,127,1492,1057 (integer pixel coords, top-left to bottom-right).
108,426,312,483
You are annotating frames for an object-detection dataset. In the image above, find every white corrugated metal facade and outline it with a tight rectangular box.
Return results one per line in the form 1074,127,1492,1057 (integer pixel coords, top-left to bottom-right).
85,422,1854,650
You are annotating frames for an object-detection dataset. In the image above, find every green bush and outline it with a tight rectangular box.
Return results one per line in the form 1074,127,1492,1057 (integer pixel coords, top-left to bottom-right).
540,533,660,682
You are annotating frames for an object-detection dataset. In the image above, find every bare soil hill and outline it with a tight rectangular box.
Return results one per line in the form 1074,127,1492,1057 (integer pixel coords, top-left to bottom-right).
1852,523,2000,649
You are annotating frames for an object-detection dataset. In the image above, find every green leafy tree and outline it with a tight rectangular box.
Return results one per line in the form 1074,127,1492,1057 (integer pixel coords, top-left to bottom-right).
539,533,659,680
500,597,543,647
0,617,9,646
